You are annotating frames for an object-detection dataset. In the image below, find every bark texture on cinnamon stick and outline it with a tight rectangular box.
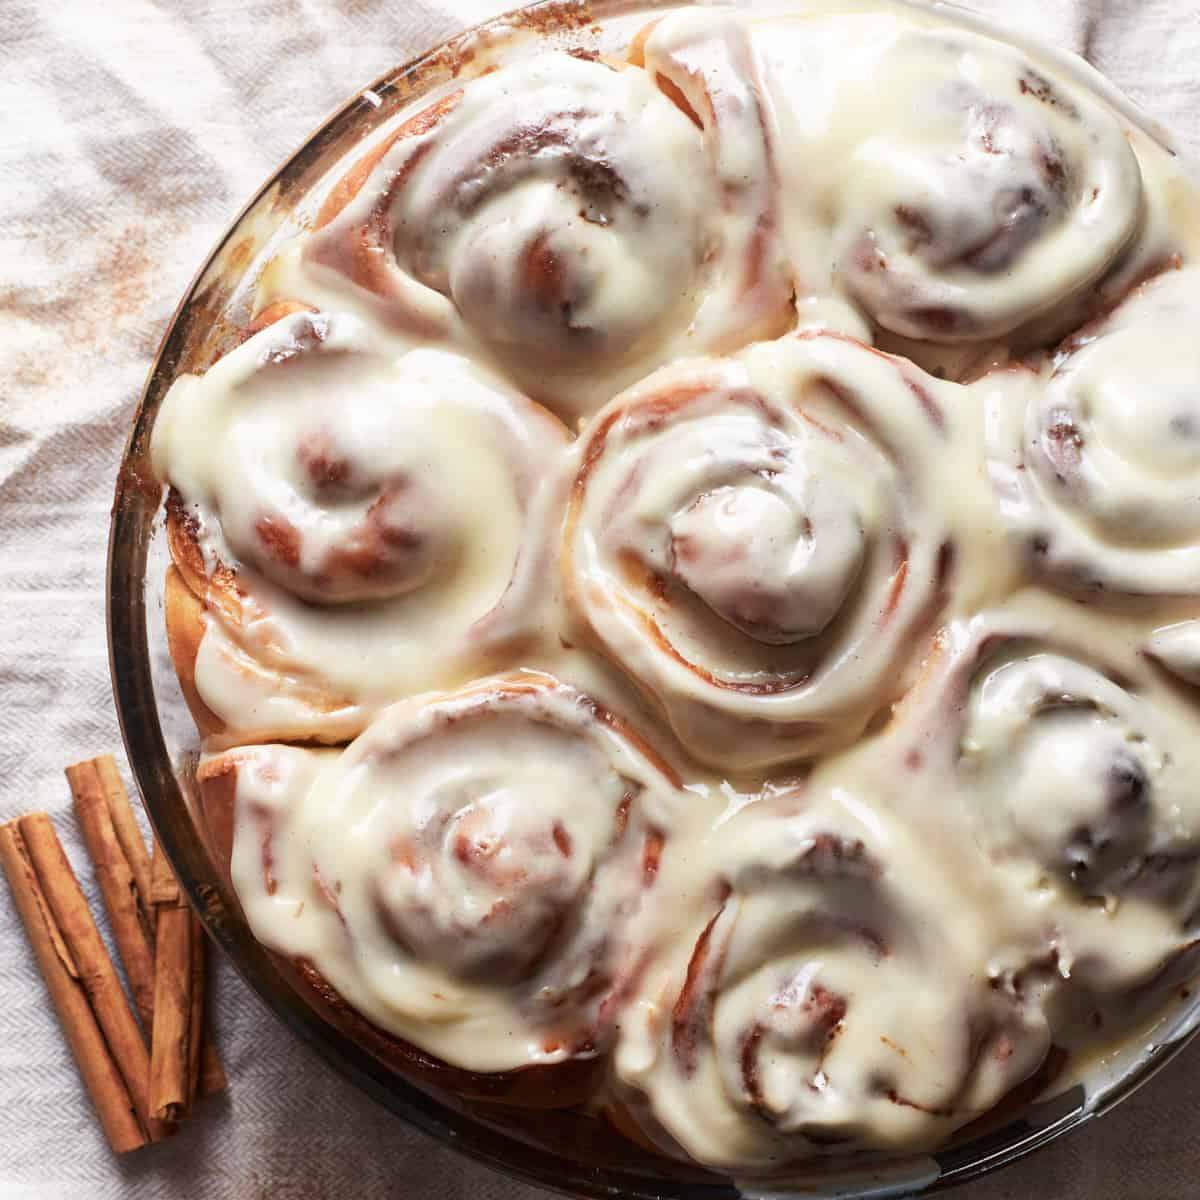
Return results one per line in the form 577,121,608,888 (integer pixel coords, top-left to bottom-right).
0,817,147,1153
149,838,194,1122
67,760,156,1035
188,913,205,1103
68,755,226,1103
198,979,229,1097
94,754,156,937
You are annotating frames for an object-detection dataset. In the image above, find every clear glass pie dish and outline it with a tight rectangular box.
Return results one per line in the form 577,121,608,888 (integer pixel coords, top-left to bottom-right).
108,1,1200,1195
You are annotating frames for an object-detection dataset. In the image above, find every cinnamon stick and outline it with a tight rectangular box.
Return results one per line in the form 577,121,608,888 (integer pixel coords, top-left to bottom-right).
197,975,228,1097
0,820,146,1154
93,755,156,937
184,912,230,1102
71,755,226,1101
66,760,156,1035
188,913,205,1103
149,839,193,1121
15,814,163,1139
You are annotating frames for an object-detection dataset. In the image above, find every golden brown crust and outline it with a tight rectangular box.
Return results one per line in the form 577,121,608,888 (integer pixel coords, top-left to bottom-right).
242,300,318,340
165,491,209,597
315,90,465,230
625,19,654,67
626,20,702,129
164,567,226,741
164,493,359,741
165,489,244,625
194,753,238,878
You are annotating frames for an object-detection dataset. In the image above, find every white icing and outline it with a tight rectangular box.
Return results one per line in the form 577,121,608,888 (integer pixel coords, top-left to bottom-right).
614,785,1052,1168
304,42,792,420
758,12,1143,341
562,333,986,770
220,673,682,1071
152,310,568,743
899,597,1200,998
611,593,1200,1169
1146,620,1200,686
989,268,1200,593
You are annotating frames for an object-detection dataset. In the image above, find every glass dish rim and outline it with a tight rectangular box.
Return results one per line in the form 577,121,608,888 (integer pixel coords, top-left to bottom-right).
106,2,1200,1196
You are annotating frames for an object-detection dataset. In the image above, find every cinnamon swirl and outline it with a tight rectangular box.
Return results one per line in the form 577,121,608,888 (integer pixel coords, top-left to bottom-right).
613,787,1053,1168
611,594,1200,1168
562,332,957,770
153,309,568,745
763,19,1144,343
196,673,681,1096
306,39,792,419
896,597,1200,994
988,267,1200,595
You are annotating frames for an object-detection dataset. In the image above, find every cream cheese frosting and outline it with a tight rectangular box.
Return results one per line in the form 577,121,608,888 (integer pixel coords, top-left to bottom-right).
561,332,969,770
152,0,1200,1178
152,309,569,745
757,10,1145,341
989,267,1200,594
215,673,683,1072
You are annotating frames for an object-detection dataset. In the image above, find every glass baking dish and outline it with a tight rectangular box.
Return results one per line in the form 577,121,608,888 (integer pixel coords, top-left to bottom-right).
107,2,1200,1194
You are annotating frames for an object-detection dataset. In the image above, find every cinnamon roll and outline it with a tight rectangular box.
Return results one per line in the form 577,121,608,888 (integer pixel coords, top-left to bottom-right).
307,42,792,418
898,597,1200,995
613,787,1052,1168
988,267,1200,595
153,309,568,745
764,22,1143,342
196,672,681,1093
562,332,955,770
629,9,792,341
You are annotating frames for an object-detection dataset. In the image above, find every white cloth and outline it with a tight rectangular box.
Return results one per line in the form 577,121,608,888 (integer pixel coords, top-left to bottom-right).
2,1,1198,1196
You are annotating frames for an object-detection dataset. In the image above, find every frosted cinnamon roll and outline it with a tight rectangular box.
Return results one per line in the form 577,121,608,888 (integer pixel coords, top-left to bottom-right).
765,23,1143,342
899,598,1200,995
152,309,568,745
308,46,791,418
197,673,681,1094
613,788,1052,1169
562,332,954,771
629,9,792,339
988,267,1200,595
